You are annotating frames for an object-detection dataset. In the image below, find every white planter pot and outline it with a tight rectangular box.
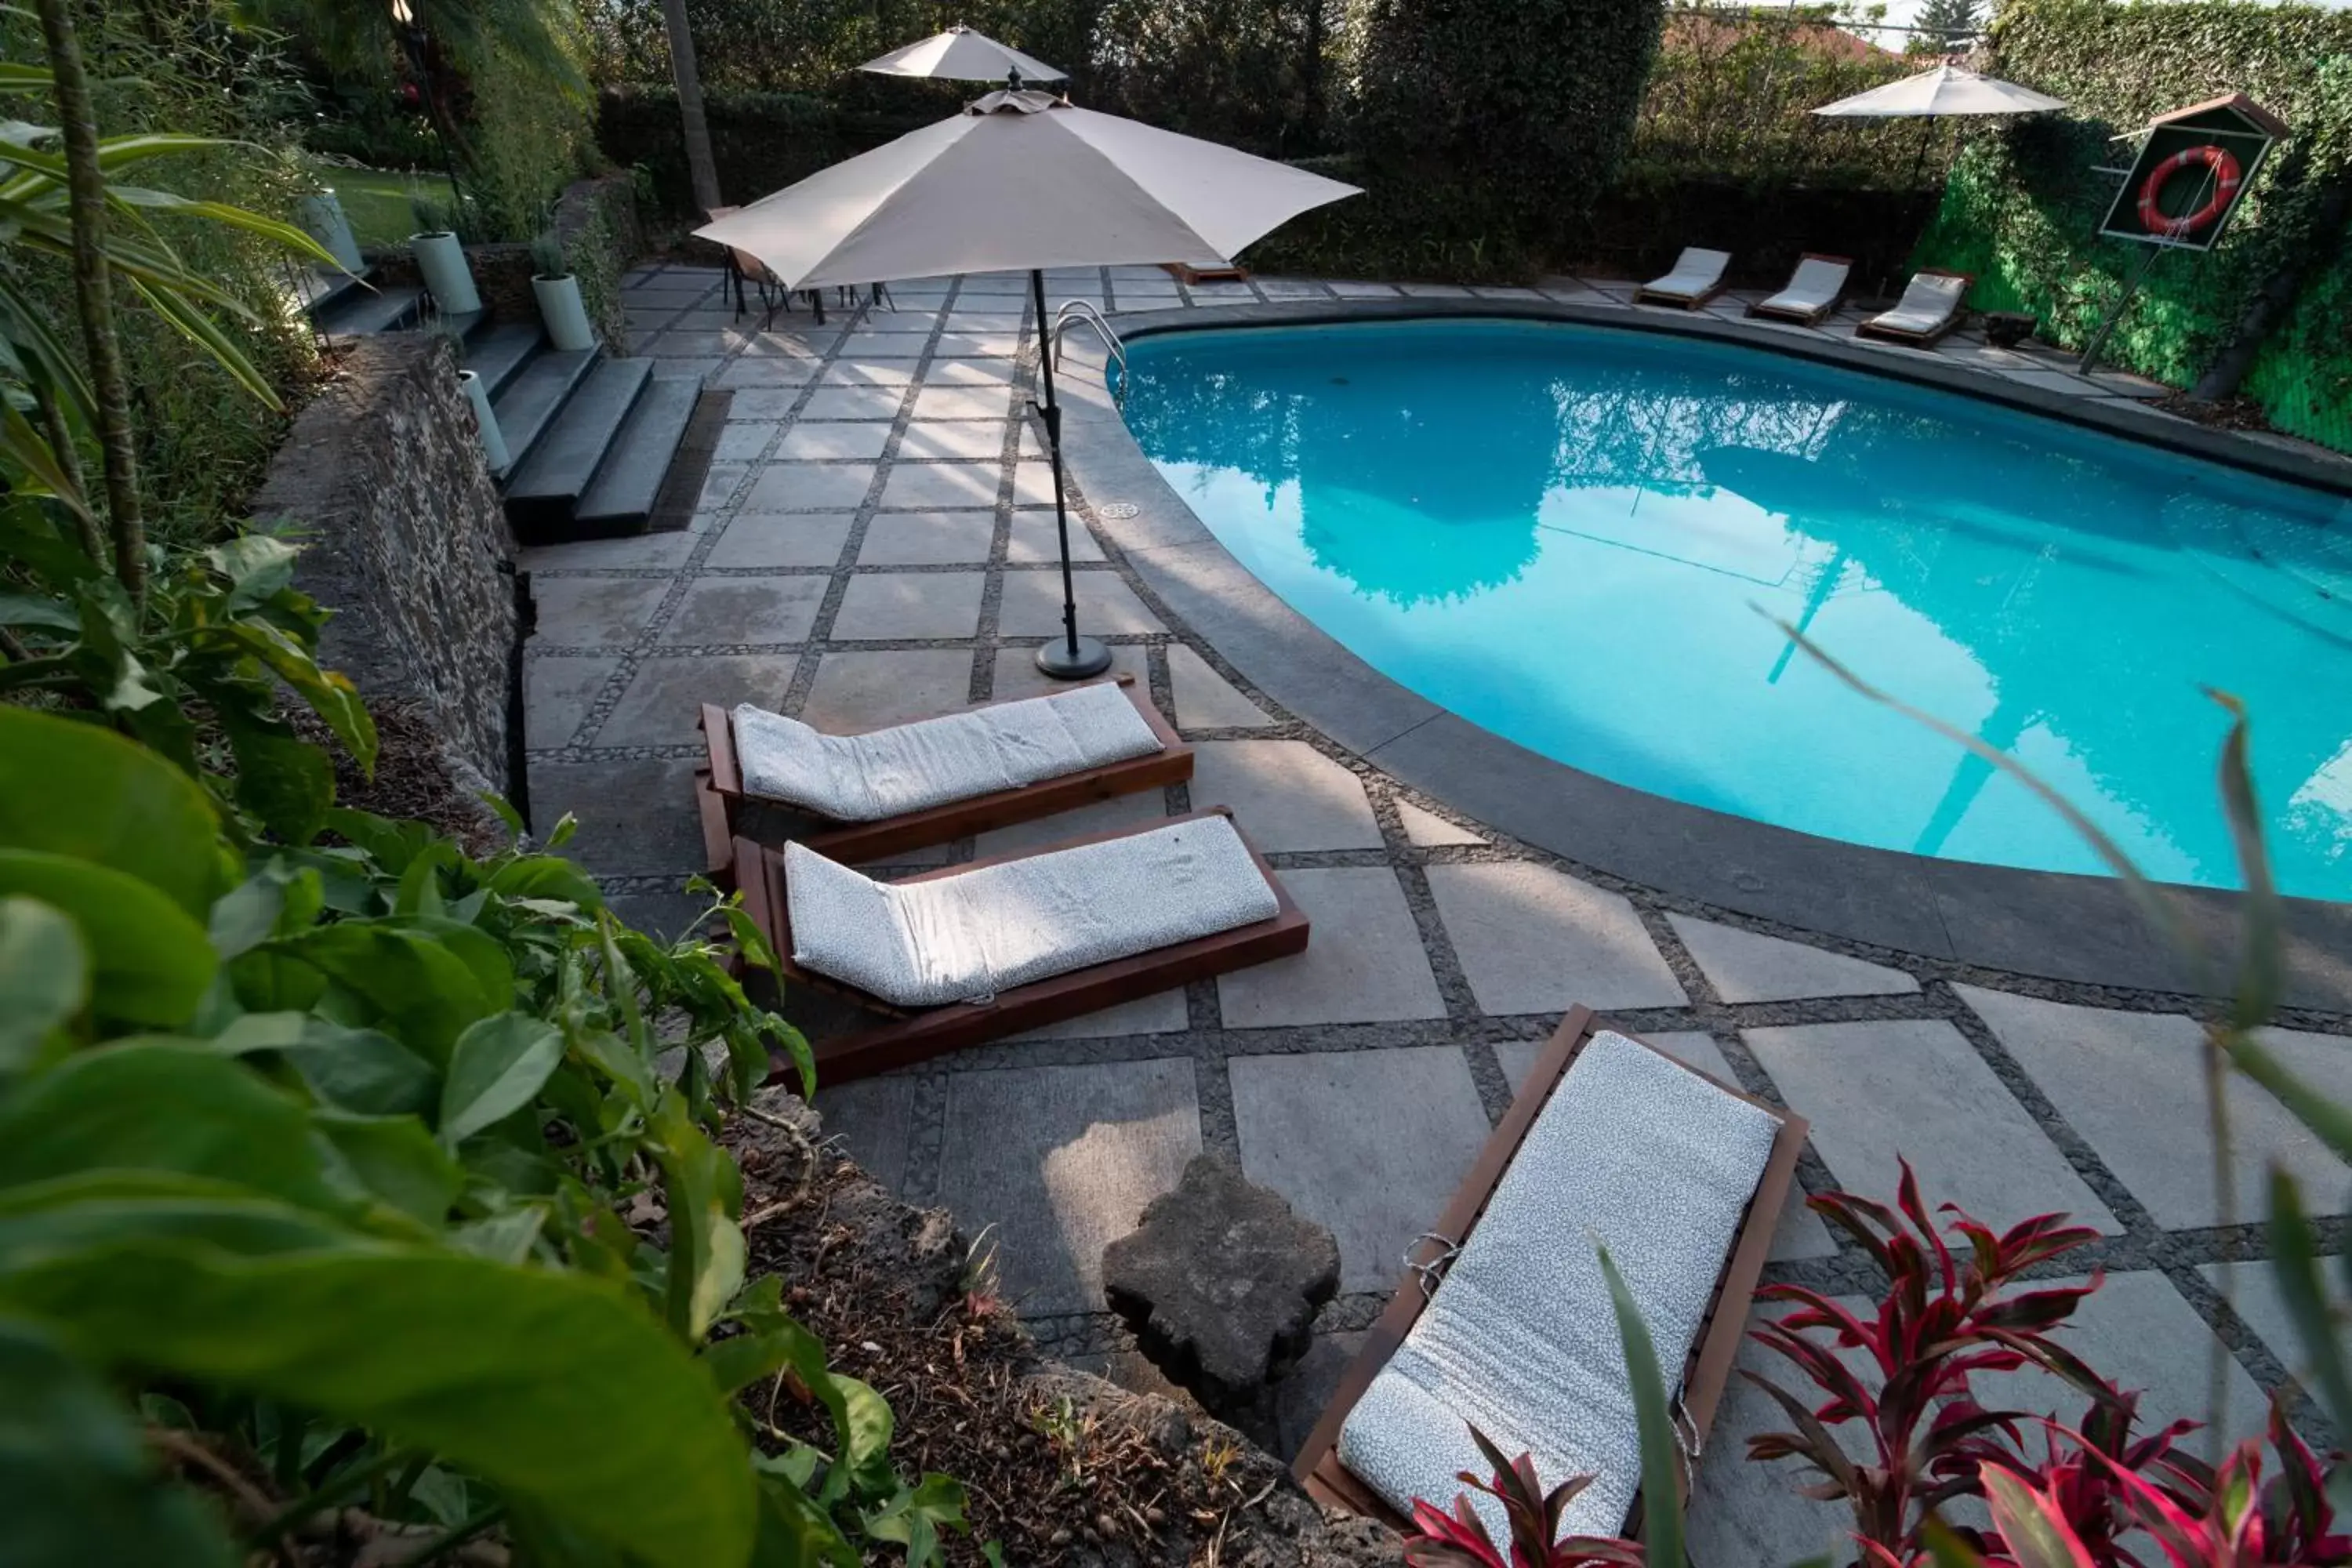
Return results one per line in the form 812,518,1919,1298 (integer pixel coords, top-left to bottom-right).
408,230,481,315
532,273,597,352
459,369,510,475
298,191,363,274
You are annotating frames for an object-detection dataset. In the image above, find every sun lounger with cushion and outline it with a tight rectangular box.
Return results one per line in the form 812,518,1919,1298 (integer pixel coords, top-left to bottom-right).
1748,253,1852,326
1857,269,1973,346
738,808,1309,1080
1293,1007,1806,1539
697,675,1192,876
1633,247,1733,309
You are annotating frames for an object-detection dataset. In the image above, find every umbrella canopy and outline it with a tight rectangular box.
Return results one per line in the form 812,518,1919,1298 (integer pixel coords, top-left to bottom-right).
695,90,1359,290
1812,64,2067,118
859,24,1065,84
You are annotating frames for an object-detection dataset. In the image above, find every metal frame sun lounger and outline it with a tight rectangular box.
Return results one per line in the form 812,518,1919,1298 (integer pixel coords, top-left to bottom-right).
1857,268,1975,347
1748,252,1853,327
697,674,1192,879
737,808,1310,1082
1634,247,1733,310
1292,1005,1806,1537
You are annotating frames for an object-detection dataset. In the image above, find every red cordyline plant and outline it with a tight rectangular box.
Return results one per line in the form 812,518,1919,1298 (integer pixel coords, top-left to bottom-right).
1402,1425,1648,1568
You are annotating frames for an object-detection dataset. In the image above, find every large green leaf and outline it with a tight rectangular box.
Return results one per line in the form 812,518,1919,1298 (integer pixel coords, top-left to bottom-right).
267,924,495,1062
2,1240,760,1568
315,1111,462,1226
221,715,334,848
0,896,85,1073
439,1013,564,1146
0,708,223,916
0,851,216,1027
1599,1243,1686,1568
650,1095,745,1346
0,1316,240,1568
0,1174,353,1272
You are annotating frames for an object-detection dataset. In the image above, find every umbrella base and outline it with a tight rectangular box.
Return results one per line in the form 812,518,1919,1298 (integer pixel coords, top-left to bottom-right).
1034,635,1113,681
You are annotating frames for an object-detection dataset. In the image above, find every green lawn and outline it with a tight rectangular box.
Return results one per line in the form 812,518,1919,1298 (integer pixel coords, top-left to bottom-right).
304,159,452,249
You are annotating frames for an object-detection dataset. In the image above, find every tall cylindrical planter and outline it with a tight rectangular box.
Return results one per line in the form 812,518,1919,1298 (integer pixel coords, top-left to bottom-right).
298,191,363,274
532,273,597,352
409,230,481,315
460,369,510,475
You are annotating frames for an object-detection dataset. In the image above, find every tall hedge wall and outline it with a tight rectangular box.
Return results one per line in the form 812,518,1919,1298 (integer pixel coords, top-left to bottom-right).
1911,0,2352,452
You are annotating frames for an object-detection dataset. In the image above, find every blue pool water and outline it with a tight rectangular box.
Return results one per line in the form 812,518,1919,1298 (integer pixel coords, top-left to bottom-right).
1118,319,2352,898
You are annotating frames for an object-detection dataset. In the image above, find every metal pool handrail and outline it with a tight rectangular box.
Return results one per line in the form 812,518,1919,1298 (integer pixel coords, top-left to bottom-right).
1051,299,1127,395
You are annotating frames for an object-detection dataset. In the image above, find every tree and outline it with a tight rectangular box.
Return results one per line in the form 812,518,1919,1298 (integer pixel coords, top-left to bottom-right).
661,0,722,214
1910,0,1981,55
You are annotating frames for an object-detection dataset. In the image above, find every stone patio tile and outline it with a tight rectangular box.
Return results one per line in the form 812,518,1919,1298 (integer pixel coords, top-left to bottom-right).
1395,798,1482,847
532,756,702,877
850,312,939,334
1688,1306,1859,1567
814,1076,915,1194
958,273,1031,293
996,569,1164,635
835,334,927,359
797,387,905,422
829,571,985,640
1742,1019,2122,1234
1425,862,1686,1014
935,1057,1201,1313
1229,1047,1491,1291
989,642,1148,703
857,511,996,565
1167,644,1272,728
519,531,699,572
529,575,670,646
798,648,974,732
1956,986,2352,1228
880,461,1004,510
927,358,1017,387
776,423,894,462
1217,868,1445,1029
724,388,804,422
1006,512,1106,564
1188,740,1379,851
1668,914,1919,1004
1274,1330,1366,1461
714,357,819,389
744,462,877,512
974,787,1170,857
524,655,616,749
604,890,709,946
935,333,1023,358
1009,988,1190,1043
2200,1261,2307,1391
822,360,918,389
1328,281,1401,297
713,422,780,463
659,575,826,645
703,511,853,570
896,420,1015,462
597,653,797,746
912,383,1017,420
648,329,731,357
1009,463,1061,508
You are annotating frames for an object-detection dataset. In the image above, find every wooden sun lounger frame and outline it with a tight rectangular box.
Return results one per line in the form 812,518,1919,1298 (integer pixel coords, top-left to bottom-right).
1290,1004,1809,1535
1163,260,1248,285
1855,268,1976,347
1747,252,1855,327
1633,256,1730,310
696,674,1193,882
736,806,1310,1083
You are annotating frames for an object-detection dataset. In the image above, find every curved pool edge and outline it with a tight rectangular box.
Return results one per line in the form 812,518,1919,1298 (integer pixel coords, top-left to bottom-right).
1054,299,2352,1011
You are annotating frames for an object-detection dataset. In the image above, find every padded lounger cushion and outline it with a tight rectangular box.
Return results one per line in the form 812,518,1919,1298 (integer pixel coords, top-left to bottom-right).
732,681,1162,821
1757,256,1849,318
1639,247,1730,301
785,815,1281,1007
1867,272,1969,337
1334,1031,1779,1539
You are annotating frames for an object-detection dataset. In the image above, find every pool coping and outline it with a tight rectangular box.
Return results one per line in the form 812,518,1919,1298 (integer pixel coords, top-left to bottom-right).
1054,298,2352,1011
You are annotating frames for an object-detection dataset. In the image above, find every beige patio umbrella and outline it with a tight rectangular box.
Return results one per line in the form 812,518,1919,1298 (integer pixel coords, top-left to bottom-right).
859,24,1065,86
697,90,1358,677
1809,64,2068,118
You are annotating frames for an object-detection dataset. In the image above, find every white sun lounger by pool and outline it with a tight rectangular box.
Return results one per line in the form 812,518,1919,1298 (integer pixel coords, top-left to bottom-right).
1857,268,1974,345
1748,253,1852,326
1634,247,1732,309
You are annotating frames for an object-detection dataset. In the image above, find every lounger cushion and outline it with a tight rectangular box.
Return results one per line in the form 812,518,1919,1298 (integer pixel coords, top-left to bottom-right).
785,815,1280,1007
731,681,1162,821
1334,1031,1779,1539
1755,256,1849,318
1639,247,1731,299
1866,272,1969,337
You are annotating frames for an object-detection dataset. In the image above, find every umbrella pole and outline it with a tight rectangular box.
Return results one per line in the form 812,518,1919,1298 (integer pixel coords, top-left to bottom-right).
1029,267,1111,680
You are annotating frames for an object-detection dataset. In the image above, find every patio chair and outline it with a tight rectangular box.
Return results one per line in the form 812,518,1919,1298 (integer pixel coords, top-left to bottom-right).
1292,1006,1807,1539
1857,269,1974,346
736,808,1309,1080
1748,253,1853,327
696,675,1193,877
708,205,853,327
1633,247,1733,310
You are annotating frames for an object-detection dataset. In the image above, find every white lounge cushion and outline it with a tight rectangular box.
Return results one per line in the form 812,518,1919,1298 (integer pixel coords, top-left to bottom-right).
1335,1031,1779,1540
731,681,1162,821
1866,271,1969,336
785,815,1280,1007
1756,256,1849,318
1640,247,1731,300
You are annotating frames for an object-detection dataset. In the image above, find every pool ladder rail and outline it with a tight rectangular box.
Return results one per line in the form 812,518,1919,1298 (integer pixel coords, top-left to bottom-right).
1051,299,1128,402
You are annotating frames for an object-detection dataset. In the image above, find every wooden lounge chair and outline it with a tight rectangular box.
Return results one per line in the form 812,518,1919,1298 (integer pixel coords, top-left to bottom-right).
696,674,1192,880
1857,268,1974,347
1748,252,1853,326
1634,247,1733,309
1163,260,1248,285
737,808,1309,1082
1293,1005,1807,1534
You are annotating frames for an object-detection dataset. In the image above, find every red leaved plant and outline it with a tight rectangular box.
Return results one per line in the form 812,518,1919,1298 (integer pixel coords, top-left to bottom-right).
1403,1425,1648,1567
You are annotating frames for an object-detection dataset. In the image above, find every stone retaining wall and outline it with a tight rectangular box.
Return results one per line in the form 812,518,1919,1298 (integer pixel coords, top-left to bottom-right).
252,333,520,805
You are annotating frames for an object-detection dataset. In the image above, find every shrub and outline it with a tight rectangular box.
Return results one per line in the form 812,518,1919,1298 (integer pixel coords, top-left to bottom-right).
1088,0,1333,157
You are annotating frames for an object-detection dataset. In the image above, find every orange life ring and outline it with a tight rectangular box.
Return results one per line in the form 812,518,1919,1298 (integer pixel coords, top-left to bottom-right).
2136,144,2242,238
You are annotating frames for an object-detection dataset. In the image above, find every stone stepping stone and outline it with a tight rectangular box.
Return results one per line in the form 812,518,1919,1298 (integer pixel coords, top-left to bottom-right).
1667,913,1918,1004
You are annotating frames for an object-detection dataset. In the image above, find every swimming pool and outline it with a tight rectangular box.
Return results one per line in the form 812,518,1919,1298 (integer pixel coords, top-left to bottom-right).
1118,319,2352,898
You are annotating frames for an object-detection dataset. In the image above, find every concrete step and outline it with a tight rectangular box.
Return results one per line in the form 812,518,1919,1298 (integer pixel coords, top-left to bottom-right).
291,265,368,320
503,357,653,540
315,281,423,338
489,347,600,478
421,308,494,346
464,323,545,401
572,374,702,538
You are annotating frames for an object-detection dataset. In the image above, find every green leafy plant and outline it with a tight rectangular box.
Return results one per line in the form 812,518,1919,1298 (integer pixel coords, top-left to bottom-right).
408,187,454,236
531,227,569,279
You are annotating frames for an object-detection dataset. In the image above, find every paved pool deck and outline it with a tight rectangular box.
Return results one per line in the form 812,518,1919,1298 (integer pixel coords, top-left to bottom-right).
531,263,2352,1563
